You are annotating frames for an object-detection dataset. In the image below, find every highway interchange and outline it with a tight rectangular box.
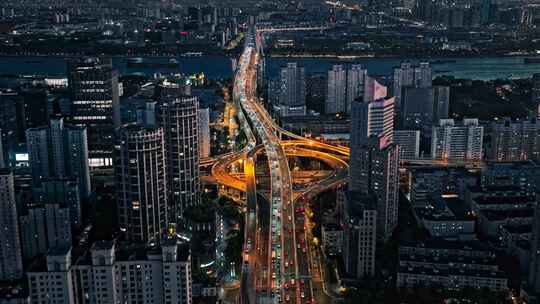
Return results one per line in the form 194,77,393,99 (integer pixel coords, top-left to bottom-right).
227,27,349,304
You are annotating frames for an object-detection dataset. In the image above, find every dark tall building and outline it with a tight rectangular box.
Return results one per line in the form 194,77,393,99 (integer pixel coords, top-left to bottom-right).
115,125,168,243
0,169,23,281
432,85,450,123
160,96,200,229
22,88,49,129
279,63,307,116
68,57,120,168
0,90,22,138
402,86,434,129
306,73,326,113
401,85,450,130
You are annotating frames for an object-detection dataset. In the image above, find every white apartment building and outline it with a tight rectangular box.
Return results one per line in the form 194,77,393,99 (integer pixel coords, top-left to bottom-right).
27,239,192,304
431,119,484,162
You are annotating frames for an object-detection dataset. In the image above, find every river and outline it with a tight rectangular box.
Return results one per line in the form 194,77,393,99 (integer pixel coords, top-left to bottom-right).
0,55,539,81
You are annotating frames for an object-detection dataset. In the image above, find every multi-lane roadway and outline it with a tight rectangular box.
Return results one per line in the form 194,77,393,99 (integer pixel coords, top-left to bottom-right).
228,26,350,304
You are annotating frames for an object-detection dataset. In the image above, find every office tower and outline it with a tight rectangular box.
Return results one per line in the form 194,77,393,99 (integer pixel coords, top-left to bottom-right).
26,116,91,199
22,88,49,129
350,95,395,147
306,73,326,113
68,57,120,168
431,119,484,162
394,130,420,160
326,65,347,114
346,64,367,113
161,96,200,228
343,192,377,279
198,108,211,158
19,203,71,260
0,169,23,280
432,86,450,122
401,85,450,130
279,63,306,116
28,240,192,304
533,73,540,117
0,89,25,153
116,125,168,243
491,118,540,161
392,62,432,108
350,81,399,240
402,87,434,129
349,138,399,240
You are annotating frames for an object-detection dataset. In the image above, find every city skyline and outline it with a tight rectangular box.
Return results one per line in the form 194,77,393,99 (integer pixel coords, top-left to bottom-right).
1,1,540,303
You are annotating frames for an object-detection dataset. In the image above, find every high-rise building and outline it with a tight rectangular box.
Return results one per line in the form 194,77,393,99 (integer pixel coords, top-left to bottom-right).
0,169,23,281
431,119,484,162
432,86,450,122
198,108,211,158
0,90,23,141
19,203,71,260
22,88,49,130
161,96,200,228
402,86,434,129
279,63,306,116
401,85,450,130
394,130,421,160
0,90,25,162
27,239,192,304
342,192,377,279
116,125,168,243
306,73,326,113
491,118,540,161
326,65,347,114
68,57,120,168
350,95,395,147
392,62,432,109
350,140,399,241
26,116,91,199
346,64,367,113
350,78,399,240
